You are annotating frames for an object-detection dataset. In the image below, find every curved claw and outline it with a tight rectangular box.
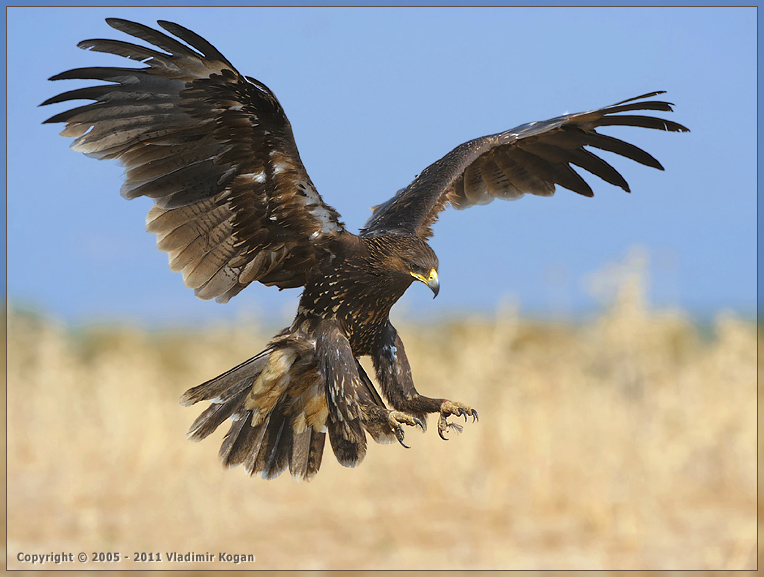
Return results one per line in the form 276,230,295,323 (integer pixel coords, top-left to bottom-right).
394,428,411,449
437,401,477,441
414,417,425,431
458,407,468,422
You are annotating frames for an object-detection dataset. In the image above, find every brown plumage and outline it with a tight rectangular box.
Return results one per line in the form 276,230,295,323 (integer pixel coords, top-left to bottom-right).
43,19,689,480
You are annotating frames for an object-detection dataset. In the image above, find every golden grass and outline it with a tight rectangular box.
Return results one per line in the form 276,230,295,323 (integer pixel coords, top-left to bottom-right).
6,277,757,570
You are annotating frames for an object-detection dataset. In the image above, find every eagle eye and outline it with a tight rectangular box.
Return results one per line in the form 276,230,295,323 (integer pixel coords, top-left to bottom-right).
405,259,425,274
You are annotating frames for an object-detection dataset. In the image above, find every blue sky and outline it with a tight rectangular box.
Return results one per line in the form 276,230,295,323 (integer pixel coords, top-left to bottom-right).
7,7,757,326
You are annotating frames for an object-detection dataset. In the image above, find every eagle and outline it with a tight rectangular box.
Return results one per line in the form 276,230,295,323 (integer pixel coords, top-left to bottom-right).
43,19,688,480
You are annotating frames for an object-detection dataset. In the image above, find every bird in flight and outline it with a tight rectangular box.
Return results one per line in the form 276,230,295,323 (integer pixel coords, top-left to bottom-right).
43,19,688,480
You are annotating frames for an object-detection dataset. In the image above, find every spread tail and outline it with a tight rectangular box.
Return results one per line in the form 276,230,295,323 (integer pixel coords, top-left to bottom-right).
180,335,327,481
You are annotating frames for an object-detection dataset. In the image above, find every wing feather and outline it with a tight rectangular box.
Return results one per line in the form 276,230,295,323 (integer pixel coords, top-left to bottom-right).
361,92,688,239
43,19,344,302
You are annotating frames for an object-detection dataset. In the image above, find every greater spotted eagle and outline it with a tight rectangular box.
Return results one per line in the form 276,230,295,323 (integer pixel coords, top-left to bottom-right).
44,19,688,480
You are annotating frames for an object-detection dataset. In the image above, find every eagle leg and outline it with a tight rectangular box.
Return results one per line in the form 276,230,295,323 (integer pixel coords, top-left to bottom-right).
372,322,479,440
316,319,370,467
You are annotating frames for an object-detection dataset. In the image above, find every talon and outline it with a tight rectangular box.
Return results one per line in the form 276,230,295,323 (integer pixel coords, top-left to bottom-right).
394,426,410,449
458,407,468,422
436,401,477,440
388,410,422,448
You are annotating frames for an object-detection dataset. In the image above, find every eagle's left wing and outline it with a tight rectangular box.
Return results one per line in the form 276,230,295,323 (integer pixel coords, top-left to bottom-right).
361,92,688,240
43,19,344,303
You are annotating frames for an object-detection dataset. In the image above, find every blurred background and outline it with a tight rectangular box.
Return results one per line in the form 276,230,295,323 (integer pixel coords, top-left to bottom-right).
5,6,758,571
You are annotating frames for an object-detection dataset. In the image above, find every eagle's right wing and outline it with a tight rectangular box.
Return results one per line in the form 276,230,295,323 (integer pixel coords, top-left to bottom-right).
43,19,344,303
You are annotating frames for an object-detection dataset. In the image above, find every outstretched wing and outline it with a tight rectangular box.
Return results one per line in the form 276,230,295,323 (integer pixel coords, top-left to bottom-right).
361,92,688,239
43,19,344,302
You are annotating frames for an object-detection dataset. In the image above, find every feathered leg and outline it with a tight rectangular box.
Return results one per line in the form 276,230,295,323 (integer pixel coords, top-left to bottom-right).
372,322,478,440
315,319,424,464
355,359,424,448
315,320,368,467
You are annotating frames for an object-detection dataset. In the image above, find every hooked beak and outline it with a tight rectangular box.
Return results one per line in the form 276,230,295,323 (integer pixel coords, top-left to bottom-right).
411,269,440,298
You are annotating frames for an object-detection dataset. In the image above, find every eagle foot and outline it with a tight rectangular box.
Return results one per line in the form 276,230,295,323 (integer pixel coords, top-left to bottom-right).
387,410,425,449
437,401,479,441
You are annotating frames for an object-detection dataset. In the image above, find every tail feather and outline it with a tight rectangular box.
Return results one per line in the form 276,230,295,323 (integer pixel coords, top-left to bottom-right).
219,411,269,469
259,408,295,479
287,427,326,480
185,332,332,480
218,415,246,466
179,348,272,406
305,429,326,479
186,384,251,441
289,428,311,480
184,326,396,480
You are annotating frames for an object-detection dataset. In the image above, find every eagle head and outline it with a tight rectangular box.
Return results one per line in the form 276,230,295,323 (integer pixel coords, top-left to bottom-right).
369,235,440,298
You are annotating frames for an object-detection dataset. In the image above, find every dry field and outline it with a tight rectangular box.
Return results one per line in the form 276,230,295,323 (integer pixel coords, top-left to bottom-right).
6,275,757,570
